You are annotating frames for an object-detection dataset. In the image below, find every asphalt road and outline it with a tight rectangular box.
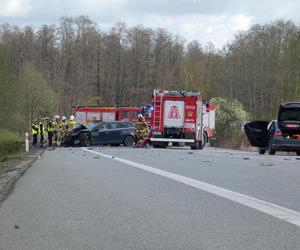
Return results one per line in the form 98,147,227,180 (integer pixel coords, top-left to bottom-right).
0,146,300,250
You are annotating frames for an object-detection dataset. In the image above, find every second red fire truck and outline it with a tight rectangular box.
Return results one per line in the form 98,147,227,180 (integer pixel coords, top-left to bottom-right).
74,106,141,124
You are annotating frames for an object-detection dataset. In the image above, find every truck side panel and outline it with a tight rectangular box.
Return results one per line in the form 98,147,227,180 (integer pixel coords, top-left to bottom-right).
184,99,196,134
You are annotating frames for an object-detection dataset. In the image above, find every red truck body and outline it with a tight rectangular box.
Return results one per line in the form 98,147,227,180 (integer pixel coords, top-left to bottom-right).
150,89,210,149
74,106,141,124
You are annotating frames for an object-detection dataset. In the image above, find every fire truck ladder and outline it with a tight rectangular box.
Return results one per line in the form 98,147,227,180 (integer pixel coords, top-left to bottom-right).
153,90,163,130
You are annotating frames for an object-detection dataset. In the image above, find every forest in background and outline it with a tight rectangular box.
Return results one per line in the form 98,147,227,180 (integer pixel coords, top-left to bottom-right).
0,16,300,134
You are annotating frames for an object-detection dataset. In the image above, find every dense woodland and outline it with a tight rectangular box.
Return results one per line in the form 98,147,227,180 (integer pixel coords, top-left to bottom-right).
0,16,300,133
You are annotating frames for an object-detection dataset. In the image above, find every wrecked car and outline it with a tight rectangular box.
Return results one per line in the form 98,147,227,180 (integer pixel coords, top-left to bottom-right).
62,121,137,147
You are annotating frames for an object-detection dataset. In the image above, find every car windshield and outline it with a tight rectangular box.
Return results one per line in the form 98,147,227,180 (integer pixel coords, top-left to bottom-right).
86,123,99,130
279,109,300,121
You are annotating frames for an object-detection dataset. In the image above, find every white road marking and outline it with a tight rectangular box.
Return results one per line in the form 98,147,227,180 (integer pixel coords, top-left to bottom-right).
82,148,300,227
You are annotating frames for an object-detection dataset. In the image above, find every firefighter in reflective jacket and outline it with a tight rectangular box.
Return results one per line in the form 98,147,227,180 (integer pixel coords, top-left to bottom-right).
68,115,77,131
32,119,39,147
135,114,148,140
39,119,45,147
46,117,54,146
61,116,68,140
53,115,61,146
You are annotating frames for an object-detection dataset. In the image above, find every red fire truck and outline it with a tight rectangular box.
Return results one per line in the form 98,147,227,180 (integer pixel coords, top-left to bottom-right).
150,89,215,149
74,106,141,124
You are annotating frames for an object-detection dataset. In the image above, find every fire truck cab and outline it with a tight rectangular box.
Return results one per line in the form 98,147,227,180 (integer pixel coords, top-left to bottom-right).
150,89,208,149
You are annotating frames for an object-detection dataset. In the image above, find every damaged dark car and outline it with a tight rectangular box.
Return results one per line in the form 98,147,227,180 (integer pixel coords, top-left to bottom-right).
245,102,300,155
62,121,136,147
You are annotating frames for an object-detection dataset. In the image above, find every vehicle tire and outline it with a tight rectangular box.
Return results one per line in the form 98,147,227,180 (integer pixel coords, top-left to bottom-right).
84,136,92,147
79,134,86,146
191,142,199,150
258,148,266,154
202,133,207,148
153,143,160,148
80,134,92,147
160,142,168,148
268,144,275,155
191,141,203,150
296,151,300,156
123,136,134,147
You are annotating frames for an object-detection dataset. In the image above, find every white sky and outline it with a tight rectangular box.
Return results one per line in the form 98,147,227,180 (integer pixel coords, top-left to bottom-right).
0,0,299,48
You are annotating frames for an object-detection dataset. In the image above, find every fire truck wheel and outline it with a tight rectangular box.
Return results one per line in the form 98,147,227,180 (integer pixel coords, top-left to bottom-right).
153,142,168,148
123,136,134,147
203,132,208,144
191,141,203,150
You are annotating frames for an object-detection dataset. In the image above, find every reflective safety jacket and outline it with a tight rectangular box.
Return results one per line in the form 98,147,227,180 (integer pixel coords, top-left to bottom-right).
61,120,68,132
135,120,148,133
68,120,77,131
39,122,45,135
47,120,54,132
32,123,39,135
54,121,61,132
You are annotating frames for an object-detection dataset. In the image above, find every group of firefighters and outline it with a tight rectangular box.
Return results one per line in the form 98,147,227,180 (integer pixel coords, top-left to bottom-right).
31,115,77,147
31,113,149,148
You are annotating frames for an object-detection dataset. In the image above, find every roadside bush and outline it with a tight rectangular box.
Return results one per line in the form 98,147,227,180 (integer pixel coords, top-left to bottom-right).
210,97,249,149
0,129,23,157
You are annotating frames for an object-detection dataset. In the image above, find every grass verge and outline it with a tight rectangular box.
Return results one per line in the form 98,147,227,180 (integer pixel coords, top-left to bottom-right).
0,129,23,170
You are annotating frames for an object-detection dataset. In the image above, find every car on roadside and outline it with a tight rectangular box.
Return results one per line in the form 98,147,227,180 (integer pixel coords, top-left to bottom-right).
62,121,137,147
245,102,300,155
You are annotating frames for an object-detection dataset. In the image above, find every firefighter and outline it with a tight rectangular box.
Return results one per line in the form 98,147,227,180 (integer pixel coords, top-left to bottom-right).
61,116,68,140
53,115,61,146
39,118,46,147
135,114,148,141
46,117,54,146
32,119,39,148
68,115,77,131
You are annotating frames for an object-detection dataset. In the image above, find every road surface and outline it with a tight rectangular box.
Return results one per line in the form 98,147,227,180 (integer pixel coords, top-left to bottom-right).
0,146,300,250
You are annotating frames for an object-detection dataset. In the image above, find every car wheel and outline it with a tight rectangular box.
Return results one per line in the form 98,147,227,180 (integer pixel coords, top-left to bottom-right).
123,136,134,147
258,148,266,154
296,151,300,156
85,136,92,147
80,134,92,147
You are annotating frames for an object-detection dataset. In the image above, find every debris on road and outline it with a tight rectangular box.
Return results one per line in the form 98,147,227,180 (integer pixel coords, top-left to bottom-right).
243,157,250,160
14,225,20,229
259,162,274,167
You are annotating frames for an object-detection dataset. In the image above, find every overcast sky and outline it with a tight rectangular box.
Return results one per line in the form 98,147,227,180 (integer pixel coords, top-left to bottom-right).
0,0,299,47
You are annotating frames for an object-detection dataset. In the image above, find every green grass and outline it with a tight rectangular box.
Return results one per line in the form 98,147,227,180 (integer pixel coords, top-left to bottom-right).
0,129,23,157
